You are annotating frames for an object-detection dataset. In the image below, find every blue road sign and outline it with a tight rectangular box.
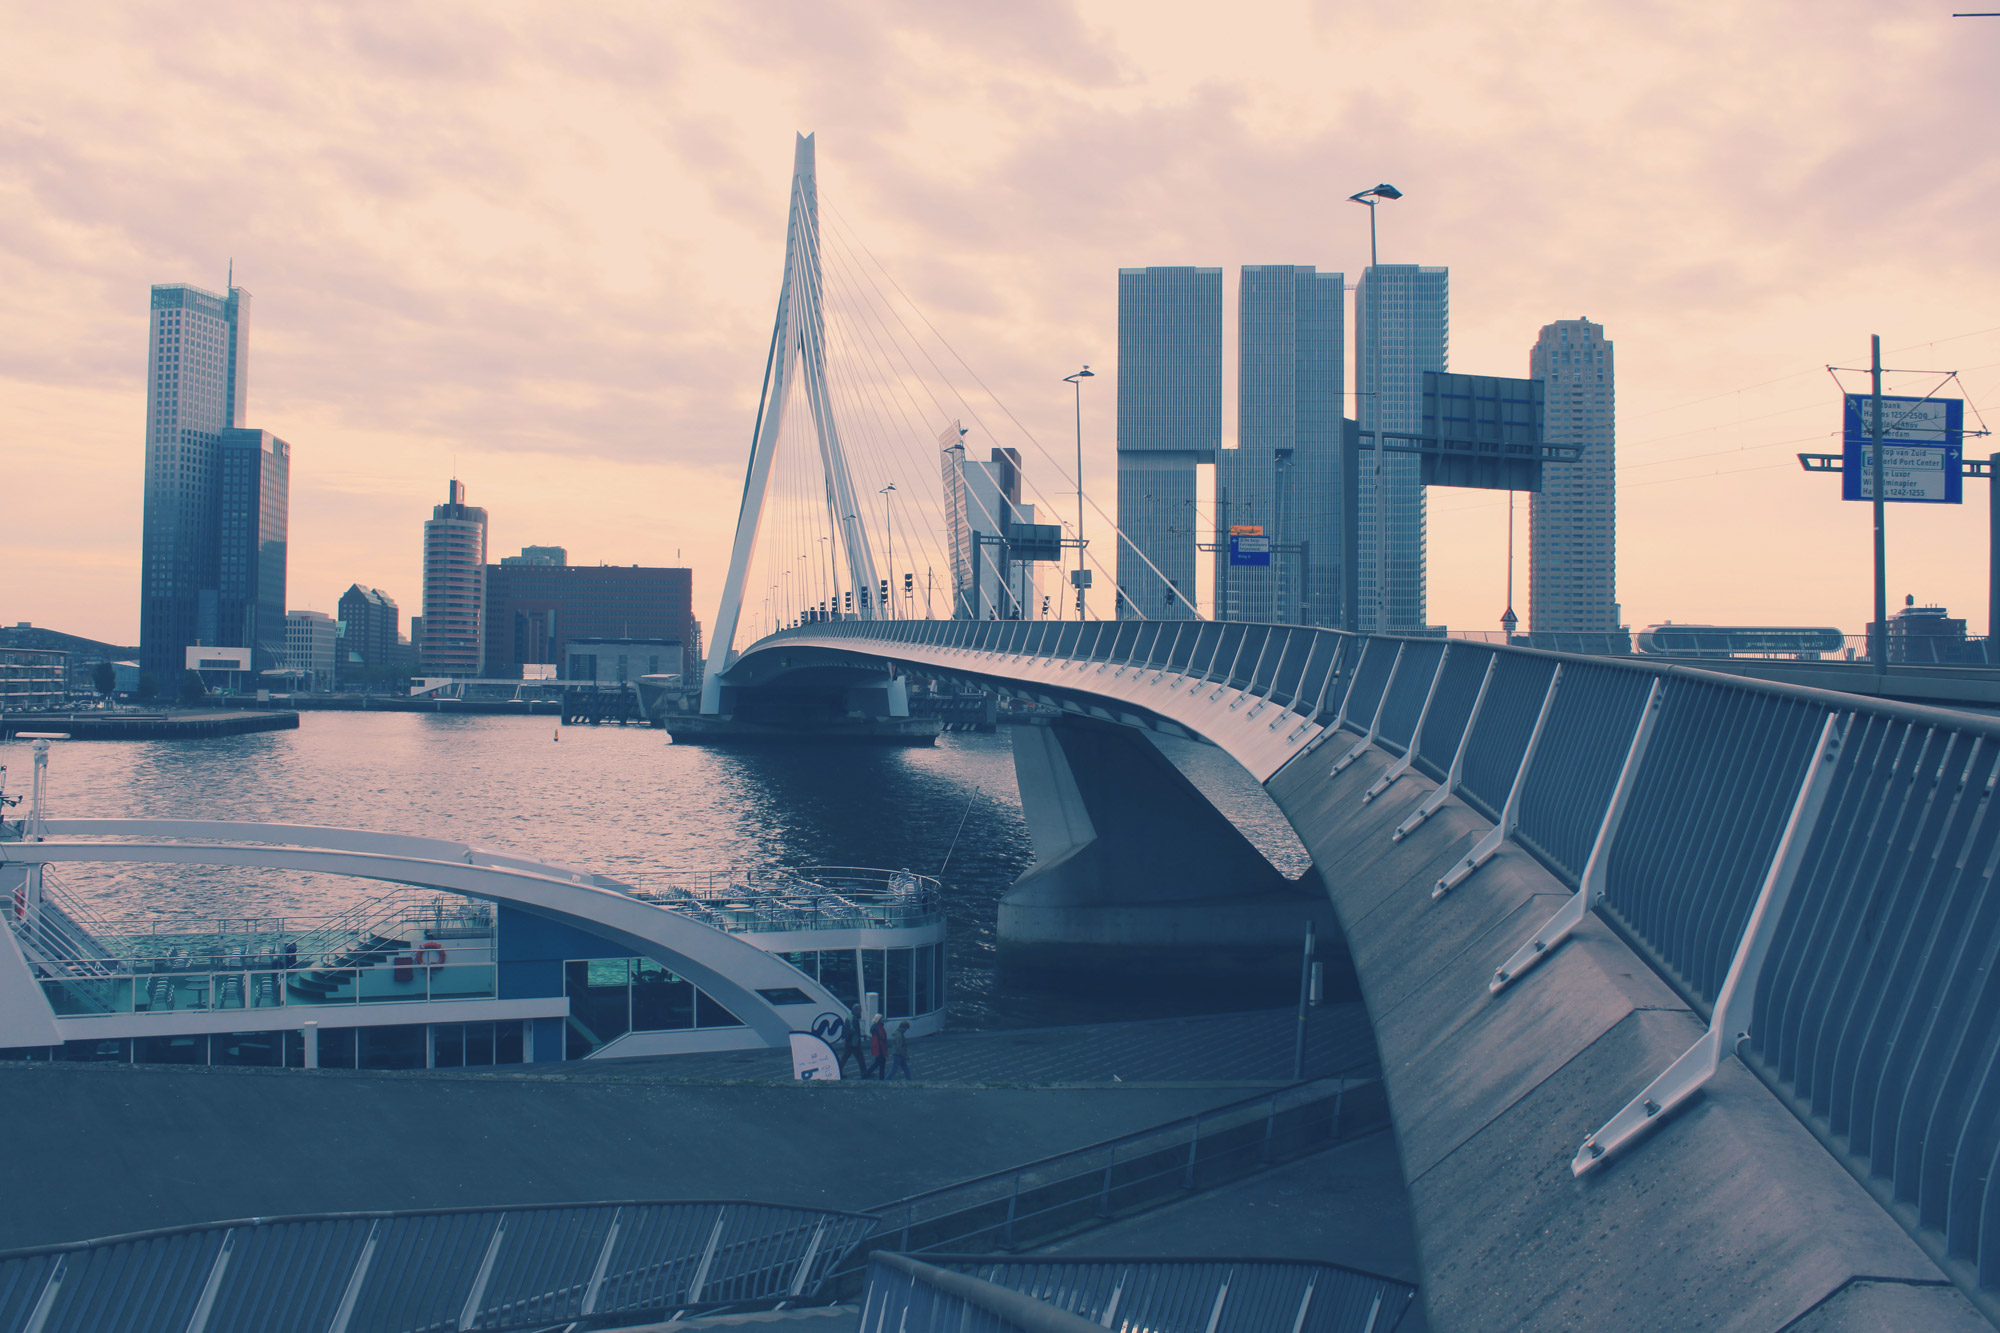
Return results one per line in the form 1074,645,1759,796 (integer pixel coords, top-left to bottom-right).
1229,533,1270,567
1841,394,1964,504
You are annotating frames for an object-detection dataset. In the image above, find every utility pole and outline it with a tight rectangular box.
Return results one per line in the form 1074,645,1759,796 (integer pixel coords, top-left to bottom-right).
1870,335,1887,676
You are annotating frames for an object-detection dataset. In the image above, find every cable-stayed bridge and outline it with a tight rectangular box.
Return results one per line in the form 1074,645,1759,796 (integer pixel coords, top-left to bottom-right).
685,137,2000,1329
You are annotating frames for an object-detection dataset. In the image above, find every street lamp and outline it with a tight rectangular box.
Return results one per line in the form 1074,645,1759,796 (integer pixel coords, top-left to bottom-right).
1349,183,1401,632
1064,365,1095,618
1347,183,1401,267
878,483,897,619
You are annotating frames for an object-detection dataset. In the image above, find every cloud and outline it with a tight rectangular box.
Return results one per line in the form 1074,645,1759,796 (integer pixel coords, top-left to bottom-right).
2,0,1997,644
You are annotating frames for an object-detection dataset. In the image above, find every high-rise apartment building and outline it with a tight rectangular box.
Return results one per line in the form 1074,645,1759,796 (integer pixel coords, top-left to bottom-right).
1528,319,1618,634
1354,265,1448,631
1115,266,1221,620
1218,265,1346,626
941,425,1040,619
139,280,258,681
337,585,402,678
421,480,487,676
217,428,290,671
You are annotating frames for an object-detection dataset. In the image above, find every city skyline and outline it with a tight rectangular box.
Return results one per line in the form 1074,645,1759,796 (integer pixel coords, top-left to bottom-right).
6,5,1998,646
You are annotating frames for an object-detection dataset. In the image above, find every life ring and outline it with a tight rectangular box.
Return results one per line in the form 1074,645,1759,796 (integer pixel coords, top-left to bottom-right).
417,941,447,968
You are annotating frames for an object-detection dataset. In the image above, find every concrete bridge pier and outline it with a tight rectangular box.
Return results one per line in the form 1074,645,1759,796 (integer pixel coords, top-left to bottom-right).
1000,716,1344,995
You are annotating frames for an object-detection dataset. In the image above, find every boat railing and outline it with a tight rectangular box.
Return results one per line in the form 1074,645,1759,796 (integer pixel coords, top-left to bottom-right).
632,866,944,934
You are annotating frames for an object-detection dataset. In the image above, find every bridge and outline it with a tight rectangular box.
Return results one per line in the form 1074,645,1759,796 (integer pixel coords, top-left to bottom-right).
663,134,2000,1326
706,617,2000,1329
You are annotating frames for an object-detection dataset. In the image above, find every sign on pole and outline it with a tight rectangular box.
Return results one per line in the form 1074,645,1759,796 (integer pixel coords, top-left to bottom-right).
1841,394,1965,503
1228,525,1270,567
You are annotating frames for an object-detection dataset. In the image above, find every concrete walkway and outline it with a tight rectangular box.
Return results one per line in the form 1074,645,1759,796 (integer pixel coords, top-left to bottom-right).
608,1003,1380,1087
0,1061,1251,1250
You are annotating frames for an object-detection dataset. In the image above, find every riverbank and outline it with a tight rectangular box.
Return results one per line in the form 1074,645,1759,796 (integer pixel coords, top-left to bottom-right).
0,709,298,740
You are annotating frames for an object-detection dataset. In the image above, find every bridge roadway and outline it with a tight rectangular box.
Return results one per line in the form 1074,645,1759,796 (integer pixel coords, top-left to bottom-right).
721,618,2000,1331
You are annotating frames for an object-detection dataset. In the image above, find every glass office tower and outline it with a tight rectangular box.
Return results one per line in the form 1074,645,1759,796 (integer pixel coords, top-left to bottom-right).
140,281,253,683
1528,319,1618,634
1355,264,1447,632
1219,265,1345,625
1115,267,1221,620
217,428,290,672
422,480,489,676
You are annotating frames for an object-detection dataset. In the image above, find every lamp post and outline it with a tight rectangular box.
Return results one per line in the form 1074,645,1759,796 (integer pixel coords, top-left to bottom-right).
878,483,897,620
1064,365,1095,618
1348,183,1401,632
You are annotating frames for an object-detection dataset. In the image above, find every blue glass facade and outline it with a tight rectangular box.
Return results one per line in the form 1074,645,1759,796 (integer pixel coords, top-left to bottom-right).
1355,265,1447,632
141,281,269,682
218,429,290,672
1115,267,1221,620
1219,266,1345,625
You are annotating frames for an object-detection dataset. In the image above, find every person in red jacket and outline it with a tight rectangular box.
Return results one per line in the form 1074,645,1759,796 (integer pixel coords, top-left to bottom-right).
867,1015,888,1080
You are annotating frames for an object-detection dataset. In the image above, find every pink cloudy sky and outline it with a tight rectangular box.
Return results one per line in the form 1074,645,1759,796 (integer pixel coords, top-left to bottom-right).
4,1,1998,648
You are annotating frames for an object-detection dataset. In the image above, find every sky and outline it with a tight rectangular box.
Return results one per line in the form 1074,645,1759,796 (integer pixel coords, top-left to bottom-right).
4,0,1999,649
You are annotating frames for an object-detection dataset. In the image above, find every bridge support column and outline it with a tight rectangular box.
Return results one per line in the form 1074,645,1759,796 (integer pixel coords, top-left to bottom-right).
999,716,1344,994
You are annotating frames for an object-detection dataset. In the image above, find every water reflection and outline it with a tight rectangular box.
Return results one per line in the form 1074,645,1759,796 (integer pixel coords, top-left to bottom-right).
3,713,1308,1029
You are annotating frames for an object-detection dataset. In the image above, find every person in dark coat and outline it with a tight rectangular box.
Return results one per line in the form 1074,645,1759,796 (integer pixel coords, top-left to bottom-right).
839,1022,866,1079
868,1015,889,1080
888,1020,912,1080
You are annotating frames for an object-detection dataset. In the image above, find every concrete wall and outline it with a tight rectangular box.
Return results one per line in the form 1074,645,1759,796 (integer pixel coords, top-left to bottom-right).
1263,742,1991,1332
1002,717,1337,991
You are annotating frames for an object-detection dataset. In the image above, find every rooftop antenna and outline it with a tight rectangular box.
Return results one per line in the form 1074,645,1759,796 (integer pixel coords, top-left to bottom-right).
228,257,233,288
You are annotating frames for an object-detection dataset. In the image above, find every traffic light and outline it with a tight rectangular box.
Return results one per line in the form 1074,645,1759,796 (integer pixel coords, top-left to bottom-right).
903,573,914,598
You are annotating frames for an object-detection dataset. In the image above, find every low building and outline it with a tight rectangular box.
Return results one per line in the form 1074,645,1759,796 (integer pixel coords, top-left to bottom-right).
483,563,695,680
0,761,945,1071
1868,598,1978,665
565,636,683,684
500,545,567,567
284,610,338,691
0,648,66,712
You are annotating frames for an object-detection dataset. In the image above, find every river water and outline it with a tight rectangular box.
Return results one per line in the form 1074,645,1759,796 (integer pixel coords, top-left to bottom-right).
1,714,1308,1030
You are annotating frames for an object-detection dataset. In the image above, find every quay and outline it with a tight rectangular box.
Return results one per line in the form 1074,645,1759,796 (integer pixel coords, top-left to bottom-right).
0,709,298,741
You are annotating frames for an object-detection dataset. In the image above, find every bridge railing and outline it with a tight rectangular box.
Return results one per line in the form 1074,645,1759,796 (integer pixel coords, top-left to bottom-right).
752,618,2000,1309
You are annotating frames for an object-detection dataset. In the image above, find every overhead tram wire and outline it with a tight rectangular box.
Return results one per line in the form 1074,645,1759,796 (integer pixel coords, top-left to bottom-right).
821,201,1186,620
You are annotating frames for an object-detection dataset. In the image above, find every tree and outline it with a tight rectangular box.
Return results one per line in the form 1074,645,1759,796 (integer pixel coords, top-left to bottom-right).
91,661,116,697
179,671,208,706
136,672,159,702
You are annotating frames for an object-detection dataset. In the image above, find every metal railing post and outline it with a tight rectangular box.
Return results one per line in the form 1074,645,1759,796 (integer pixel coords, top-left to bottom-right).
1492,679,1665,992
1002,1175,1020,1247
1288,634,1348,743
1331,643,1405,776
1573,712,1848,1175
1260,1095,1278,1165
1363,644,1450,801
1183,1117,1202,1189
1434,664,1564,899
1395,652,1497,841
1097,1146,1117,1218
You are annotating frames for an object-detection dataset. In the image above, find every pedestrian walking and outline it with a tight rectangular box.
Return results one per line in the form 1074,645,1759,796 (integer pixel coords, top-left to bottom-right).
888,1020,912,1080
840,1022,866,1079
868,1015,888,1080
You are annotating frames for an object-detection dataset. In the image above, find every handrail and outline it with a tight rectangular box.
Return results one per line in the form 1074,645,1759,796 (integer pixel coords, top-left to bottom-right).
736,619,2000,1315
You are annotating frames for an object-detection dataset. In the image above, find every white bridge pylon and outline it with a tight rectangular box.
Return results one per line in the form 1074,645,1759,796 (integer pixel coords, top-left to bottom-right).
703,133,881,713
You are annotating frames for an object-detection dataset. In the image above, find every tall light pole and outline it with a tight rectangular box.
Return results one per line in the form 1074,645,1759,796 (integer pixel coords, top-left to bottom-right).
1349,183,1401,632
878,483,897,619
1065,365,1095,618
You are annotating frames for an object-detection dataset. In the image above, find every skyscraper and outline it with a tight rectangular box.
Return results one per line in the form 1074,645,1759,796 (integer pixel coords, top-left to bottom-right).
1115,266,1221,620
1219,265,1346,625
139,280,254,682
941,424,1039,619
1354,264,1447,632
421,480,487,676
1528,319,1618,634
216,428,289,671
